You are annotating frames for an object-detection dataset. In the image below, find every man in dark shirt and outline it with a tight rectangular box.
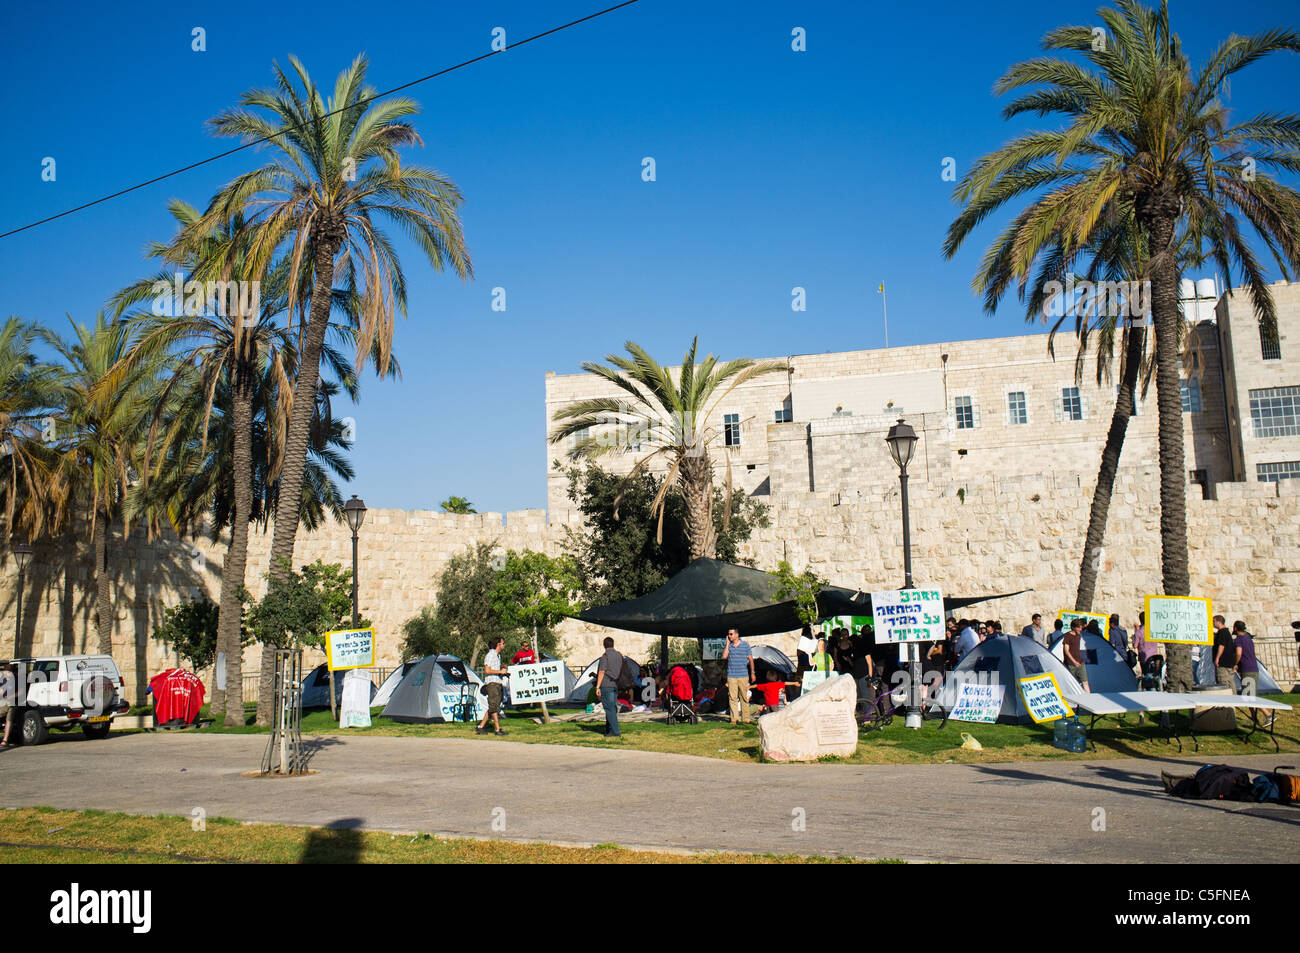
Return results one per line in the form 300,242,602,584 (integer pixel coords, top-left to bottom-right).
594,637,624,737
1062,617,1090,692
1233,621,1259,694
1211,615,1236,690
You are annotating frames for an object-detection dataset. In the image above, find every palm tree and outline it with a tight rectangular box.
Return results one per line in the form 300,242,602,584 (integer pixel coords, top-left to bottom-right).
944,0,1300,689
550,338,785,559
43,315,166,658
187,54,471,593
0,318,65,544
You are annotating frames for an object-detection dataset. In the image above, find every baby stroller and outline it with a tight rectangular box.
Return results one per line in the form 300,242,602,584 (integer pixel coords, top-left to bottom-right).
665,665,698,725
857,675,897,733
1140,654,1165,691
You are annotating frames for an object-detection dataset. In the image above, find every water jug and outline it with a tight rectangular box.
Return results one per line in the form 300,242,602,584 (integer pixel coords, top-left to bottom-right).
1052,716,1087,753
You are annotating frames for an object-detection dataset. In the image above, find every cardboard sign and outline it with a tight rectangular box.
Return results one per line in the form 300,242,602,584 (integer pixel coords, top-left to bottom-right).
508,660,566,704
870,588,945,644
702,638,726,661
819,615,872,637
339,669,372,728
949,681,1005,723
1018,673,1074,724
1058,610,1109,641
325,628,375,671
1144,595,1213,645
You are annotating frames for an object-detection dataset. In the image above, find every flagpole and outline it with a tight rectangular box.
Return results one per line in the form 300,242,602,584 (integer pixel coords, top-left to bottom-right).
878,282,888,348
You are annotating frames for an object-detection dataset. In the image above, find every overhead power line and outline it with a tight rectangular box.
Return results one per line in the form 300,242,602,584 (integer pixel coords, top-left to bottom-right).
0,0,640,241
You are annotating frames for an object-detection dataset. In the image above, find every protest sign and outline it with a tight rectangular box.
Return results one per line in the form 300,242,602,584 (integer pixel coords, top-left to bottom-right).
801,671,831,693
508,659,566,704
870,588,945,643
339,669,372,728
1058,610,1109,641
819,615,872,637
702,638,725,660
324,627,374,671
1018,673,1074,724
949,681,1005,723
1144,595,1213,645
438,690,483,722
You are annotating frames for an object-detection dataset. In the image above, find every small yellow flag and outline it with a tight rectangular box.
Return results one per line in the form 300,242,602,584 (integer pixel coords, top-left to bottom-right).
878,283,885,293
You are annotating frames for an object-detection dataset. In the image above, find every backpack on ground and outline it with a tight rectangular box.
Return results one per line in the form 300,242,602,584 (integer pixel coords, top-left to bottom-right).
1170,764,1253,801
1270,766,1299,804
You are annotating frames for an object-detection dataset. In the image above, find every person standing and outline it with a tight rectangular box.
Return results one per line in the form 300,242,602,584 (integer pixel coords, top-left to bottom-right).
0,664,18,749
1062,617,1090,692
722,628,756,725
810,637,834,673
795,623,817,673
475,636,510,736
1233,621,1259,697
593,637,624,737
1108,614,1128,657
1020,613,1047,647
954,620,979,663
1211,615,1236,690
511,639,537,665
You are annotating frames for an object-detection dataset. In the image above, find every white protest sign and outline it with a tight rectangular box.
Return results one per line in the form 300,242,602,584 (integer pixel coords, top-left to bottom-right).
1058,610,1109,641
508,659,566,704
801,671,831,693
339,669,372,728
438,690,484,722
948,681,1005,723
870,588,945,643
325,627,375,671
1018,673,1074,724
702,638,725,660
1144,595,1212,645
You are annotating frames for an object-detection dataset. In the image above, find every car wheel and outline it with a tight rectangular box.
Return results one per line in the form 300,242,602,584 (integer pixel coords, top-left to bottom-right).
21,709,49,746
82,721,111,740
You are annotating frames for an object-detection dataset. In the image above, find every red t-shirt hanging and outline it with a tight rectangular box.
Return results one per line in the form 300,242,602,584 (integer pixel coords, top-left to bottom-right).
149,669,206,724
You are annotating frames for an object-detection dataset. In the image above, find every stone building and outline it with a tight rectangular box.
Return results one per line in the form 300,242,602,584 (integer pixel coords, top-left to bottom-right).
3,280,1298,698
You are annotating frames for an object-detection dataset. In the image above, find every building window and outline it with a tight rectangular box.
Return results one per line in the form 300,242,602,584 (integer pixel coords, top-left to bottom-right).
774,401,792,424
954,395,976,429
1257,461,1300,483
1249,386,1300,438
1007,391,1028,425
723,413,741,447
1180,378,1202,413
1261,321,1281,361
1060,386,1083,421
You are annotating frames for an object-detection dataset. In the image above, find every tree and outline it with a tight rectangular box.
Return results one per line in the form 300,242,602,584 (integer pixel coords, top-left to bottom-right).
400,543,510,668
560,462,770,606
152,596,251,674
770,559,825,627
192,54,471,599
0,317,64,544
943,0,1300,689
550,337,784,560
439,496,476,514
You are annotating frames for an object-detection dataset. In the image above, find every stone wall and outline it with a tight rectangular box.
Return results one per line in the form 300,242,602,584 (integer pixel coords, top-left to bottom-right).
4,468,1297,700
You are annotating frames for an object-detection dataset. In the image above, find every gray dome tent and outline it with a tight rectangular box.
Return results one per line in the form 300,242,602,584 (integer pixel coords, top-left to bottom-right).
939,635,1084,723
372,659,421,709
1048,631,1138,693
381,655,486,724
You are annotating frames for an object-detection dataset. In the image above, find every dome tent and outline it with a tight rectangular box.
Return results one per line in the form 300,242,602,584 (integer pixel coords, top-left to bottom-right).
938,635,1084,724
381,654,486,724
300,662,375,709
1048,631,1138,693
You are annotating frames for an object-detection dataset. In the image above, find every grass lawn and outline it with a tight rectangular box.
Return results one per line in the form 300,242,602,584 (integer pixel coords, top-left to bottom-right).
0,808,880,864
191,693,1300,765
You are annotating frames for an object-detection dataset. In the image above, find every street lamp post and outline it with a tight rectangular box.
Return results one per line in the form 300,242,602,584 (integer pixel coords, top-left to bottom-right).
13,542,34,647
885,419,922,730
339,495,367,722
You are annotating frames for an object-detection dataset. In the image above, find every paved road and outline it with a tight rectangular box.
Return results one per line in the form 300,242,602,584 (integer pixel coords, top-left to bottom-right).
1,732,1295,862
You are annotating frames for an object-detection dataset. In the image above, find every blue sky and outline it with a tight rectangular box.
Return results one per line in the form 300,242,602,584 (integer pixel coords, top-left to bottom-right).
2,0,1298,514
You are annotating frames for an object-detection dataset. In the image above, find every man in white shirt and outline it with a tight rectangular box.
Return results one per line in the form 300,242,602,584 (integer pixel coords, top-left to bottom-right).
1020,613,1047,647
476,636,509,736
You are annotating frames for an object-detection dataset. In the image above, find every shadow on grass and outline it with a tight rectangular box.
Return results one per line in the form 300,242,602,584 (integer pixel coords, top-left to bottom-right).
298,818,365,863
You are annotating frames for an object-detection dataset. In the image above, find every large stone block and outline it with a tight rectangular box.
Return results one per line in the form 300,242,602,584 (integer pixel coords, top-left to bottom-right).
758,674,859,763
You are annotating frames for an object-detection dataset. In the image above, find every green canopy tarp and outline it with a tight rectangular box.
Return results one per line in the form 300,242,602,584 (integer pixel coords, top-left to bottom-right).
577,557,1027,639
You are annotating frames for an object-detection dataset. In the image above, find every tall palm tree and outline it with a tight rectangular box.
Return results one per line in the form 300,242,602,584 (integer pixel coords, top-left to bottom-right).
551,338,785,559
0,318,65,544
43,315,166,658
944,0,1300,689
187,53,471,593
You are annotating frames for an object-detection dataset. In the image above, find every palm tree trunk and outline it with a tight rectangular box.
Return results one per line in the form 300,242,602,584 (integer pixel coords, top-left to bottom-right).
219,372,254,727
93,509,112,658
1075,325,1146,610
258,232,341,726
1144,206,1193,691
680,450,715,559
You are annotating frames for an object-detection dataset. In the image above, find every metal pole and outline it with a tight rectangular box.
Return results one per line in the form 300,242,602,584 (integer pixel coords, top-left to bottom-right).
350,529,360,627
901,466,922,729
14,566,24,647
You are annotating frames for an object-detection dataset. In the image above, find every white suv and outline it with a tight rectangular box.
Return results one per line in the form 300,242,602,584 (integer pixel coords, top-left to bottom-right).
5,654,130,745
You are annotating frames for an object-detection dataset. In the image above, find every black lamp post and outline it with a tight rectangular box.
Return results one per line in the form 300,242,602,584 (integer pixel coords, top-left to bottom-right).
885,419,922,729
343,496,367,628
13,542,34,646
